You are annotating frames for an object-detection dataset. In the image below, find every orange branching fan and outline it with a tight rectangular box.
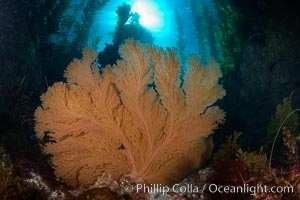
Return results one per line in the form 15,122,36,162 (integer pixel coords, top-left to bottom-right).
34,40,225,187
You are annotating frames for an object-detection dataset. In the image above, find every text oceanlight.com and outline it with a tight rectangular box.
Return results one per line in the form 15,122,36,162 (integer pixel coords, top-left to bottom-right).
126,183,294,195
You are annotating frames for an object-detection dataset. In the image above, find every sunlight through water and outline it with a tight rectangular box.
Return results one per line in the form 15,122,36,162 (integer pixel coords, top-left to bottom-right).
131,0,164,32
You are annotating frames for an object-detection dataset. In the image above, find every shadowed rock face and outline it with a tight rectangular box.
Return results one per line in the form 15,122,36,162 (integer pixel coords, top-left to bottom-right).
0,0,34,81
0,0,46,112
218,2,300,148
0,0,24,113
0,0,30,58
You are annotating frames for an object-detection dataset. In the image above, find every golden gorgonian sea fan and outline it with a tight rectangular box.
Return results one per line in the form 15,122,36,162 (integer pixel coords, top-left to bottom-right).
34,40,225,187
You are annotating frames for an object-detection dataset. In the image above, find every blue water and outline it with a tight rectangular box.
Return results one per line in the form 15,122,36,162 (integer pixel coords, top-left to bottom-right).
89,0,200,54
